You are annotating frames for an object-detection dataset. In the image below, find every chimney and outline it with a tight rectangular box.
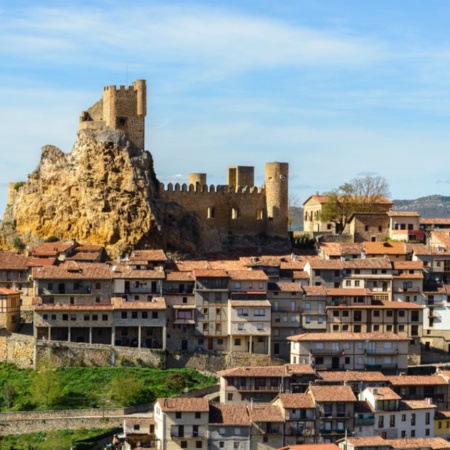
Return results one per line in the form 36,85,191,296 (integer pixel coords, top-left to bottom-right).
373,388,378,395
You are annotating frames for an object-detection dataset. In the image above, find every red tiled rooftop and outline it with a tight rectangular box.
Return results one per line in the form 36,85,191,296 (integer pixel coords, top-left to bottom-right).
157,397,209,412
307,385,356,402
288,332,409,342
209,404,251,426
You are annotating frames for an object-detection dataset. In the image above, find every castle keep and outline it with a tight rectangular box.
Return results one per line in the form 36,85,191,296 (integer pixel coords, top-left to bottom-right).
79,80,147,150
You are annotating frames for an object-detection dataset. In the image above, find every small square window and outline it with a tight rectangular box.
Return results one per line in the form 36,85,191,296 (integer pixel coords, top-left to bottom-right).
176,412,182,419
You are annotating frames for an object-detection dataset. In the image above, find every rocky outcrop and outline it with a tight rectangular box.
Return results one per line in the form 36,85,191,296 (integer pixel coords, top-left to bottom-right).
3,128,200,256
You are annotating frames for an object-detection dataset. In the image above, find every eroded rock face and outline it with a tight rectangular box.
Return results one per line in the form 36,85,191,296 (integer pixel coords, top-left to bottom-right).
4,128,199,256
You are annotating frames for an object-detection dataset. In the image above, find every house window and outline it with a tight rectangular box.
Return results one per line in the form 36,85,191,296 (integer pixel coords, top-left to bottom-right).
70,314,76,321
152,312,158,319
142,311,148,319
121,312,127,319
134,424,140,431
132,311,138,319
176,412,182,419
181,442,187,449
63,314,68,321
196,442,202,448
84,314,90,321
102,314,108,321
257,324,264,331
234,339,241,346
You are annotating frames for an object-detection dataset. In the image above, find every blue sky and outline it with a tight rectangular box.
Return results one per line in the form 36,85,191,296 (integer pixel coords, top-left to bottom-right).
1,1,450,214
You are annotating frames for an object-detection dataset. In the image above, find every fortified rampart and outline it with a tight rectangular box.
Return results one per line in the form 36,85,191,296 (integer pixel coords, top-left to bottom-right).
159,162,289,241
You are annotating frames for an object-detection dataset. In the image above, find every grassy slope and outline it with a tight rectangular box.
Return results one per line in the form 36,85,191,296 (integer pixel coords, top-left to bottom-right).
0,363,217,411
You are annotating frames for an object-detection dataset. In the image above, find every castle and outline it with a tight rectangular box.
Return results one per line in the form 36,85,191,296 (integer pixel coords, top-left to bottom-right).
79,80,290,247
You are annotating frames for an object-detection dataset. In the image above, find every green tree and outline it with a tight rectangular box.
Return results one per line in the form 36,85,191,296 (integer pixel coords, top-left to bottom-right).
1,383,16,409
30,360,64,409
108,370,145,407
319,175,390,234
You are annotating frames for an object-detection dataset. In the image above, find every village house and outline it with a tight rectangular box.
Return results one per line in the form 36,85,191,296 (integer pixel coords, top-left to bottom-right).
288,332,410,374
387,211,423,242
154,397,210,450
386,374,450,412
359,387,436,440
217,364,316,404
0,288,21,332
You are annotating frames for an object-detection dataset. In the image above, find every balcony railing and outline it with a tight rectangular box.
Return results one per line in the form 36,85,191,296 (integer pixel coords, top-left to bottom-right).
355,417,375,426
171,431,207,439
319,428,351,435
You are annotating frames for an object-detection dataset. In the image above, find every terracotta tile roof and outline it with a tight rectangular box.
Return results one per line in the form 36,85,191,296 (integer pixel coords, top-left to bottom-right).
343,258,392,269
111,267,165,279
393,273,423,279
363,242,406,255
288,332,409,342
319,243,364,257
308,260,344,270
354,401,374,414
278,393,315,409
227,270,268,281
386,437,450,449
209,404,251,425
240,256,283,268
279,445,340,450
0,251,29,270
111,297,166,310
247,404,285,422
343,435,387,447
32,262,113,279
157,397,209,412
193,269,229,278
392,261,423,270
0,288,20,295
302,286,326,296
366,387,401,400
280,260,306,270
66,252,100,262
217,364,314,378
307,385,356,402
421,218,450,225
409,243,432,255
399,399,437,410
165,271,194,281
209,260,247,271
270,282,302,292
30,241,77,255
292,271,310,279
387,375,449,386
129,250,167,262
435,411,450,419
26,257,57,267
318,371,388,383
174,260,210,271
388,211,420,217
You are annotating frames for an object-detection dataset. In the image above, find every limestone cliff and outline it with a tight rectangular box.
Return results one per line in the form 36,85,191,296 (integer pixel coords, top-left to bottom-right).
3,128,199,256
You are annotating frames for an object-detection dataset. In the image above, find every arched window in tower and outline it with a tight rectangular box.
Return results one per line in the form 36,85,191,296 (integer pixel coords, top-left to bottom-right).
207,207,215,219
231,208,239,220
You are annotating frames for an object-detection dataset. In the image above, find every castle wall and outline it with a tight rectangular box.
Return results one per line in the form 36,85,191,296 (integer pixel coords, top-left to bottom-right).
159,184,268,237
189,173,207,191
228,166,254,188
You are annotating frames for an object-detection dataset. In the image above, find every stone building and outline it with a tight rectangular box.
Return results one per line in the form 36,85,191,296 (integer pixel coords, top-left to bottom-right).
0,288,21,332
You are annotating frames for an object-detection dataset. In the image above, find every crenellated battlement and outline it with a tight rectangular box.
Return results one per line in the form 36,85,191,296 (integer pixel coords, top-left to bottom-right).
103,85,136,93
159,183,264,195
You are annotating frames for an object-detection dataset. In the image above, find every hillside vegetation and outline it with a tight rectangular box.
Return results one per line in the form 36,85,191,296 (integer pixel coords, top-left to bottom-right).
0,363,217,411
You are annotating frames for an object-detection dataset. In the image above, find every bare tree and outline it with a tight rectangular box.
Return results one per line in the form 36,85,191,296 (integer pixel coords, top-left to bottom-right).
319,176,390,234
288,193,302,232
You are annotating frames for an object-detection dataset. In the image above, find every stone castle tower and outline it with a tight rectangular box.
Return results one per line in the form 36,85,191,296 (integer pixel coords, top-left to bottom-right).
79,80,147,149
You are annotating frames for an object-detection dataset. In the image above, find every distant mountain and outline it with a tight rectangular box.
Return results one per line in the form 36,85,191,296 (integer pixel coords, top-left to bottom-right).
392,195,450,218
